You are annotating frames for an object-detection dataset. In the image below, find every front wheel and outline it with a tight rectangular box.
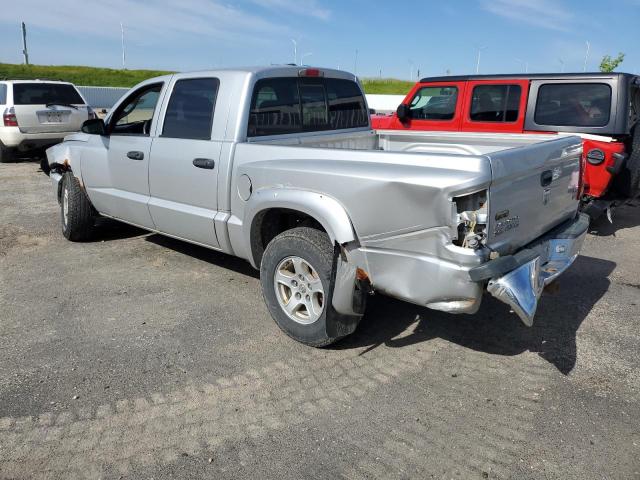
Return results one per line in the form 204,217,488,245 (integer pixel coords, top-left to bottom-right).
61,172,94,241
260,227,360,347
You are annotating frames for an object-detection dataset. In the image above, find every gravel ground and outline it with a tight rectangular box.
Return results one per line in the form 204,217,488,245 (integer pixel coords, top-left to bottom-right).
1,160,639,480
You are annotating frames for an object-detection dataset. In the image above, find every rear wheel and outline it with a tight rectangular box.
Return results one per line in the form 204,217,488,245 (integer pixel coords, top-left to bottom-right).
626,125,640,197
260,227,360,347
61,172,94,241
0,146,14,163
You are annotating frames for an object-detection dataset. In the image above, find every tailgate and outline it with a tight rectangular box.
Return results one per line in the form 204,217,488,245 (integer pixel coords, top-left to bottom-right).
486,136,582,253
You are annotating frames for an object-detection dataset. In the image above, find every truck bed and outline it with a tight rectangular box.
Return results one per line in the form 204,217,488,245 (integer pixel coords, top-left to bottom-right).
242,128,582,253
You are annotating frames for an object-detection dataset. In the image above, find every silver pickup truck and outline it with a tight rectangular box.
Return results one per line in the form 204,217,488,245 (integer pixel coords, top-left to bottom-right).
47,66,588,346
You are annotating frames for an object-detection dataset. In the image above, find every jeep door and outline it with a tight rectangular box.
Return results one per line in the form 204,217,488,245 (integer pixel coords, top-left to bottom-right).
147,76,222,248
81,81,165,229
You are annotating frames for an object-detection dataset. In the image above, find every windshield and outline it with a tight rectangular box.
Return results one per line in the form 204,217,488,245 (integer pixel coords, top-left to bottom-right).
12,83,84,106
534,83,611,127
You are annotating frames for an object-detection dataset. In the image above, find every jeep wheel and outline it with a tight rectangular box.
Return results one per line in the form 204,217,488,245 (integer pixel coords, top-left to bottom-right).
61,172,94,241
260,227,360,347
615,124,640,198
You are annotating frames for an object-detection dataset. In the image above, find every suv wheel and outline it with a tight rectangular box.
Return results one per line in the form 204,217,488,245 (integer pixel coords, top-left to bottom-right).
0,146,14,163
260,227,360,347
61,172,94,241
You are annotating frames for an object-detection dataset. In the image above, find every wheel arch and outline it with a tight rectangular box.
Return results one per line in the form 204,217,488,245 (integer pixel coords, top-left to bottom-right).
244,189,358,269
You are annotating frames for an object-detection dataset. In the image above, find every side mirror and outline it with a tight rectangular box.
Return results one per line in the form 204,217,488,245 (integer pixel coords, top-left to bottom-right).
81,118,107,135
396,104,410,122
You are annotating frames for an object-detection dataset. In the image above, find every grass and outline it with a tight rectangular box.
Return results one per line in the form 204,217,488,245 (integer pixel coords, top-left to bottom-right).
0,63,172,87
360,78,414,95
0,63,414,94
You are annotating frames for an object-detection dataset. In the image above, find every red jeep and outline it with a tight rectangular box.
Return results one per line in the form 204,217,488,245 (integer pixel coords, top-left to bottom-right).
372,73,640,218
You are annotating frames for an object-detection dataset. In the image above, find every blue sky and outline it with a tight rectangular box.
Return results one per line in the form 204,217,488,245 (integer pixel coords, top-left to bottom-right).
0,0,638,79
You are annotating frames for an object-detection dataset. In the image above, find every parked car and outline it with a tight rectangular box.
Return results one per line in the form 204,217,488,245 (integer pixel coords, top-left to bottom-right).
372,73,640,219
47,66,588,346
0,79,96,172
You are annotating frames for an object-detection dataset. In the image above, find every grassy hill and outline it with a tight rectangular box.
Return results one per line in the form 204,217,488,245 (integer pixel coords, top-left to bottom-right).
0,63,172,88
0,63,414,94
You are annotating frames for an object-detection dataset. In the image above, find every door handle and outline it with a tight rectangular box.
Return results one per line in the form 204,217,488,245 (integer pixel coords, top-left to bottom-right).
127,151,144,161
193,158,215,169
540,170,553,187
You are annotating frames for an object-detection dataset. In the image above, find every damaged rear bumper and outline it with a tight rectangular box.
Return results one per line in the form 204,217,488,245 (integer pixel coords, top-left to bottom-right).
470,213,589,326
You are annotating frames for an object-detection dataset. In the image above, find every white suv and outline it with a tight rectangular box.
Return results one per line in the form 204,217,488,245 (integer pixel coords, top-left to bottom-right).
0,80,95,170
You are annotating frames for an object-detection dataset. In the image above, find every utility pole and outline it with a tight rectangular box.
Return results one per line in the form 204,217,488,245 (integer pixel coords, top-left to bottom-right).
583,41,590,72
558,58,565,73
21,22,29,65
120,22,126,70
291,39,297,65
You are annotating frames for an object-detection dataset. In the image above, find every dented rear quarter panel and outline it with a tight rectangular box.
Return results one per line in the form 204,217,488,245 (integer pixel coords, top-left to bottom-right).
231,142,493,246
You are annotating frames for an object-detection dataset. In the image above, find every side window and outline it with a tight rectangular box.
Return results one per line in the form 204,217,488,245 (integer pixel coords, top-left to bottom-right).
162,78,219,140
0,84,6,104
470,85,521,122
409,86,458,120
249,78,301,137
111,83,163,136
534,83,612,127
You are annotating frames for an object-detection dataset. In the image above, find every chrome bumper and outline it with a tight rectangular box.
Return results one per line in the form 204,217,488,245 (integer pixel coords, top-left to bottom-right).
474,214,589,326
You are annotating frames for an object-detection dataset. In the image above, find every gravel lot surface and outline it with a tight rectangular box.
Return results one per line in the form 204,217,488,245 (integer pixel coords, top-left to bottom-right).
1,160,639,479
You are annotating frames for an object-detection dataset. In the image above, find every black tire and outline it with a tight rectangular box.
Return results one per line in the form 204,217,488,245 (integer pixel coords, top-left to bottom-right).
626,124,640,197
260,227,360,347
40,156,51,176
60,172,94,241
614,124,640,198
0,146,14,163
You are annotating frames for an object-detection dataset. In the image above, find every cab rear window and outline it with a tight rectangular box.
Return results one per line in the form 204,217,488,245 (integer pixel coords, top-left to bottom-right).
534,83,611,127
12,83,84,105
248,77,368,137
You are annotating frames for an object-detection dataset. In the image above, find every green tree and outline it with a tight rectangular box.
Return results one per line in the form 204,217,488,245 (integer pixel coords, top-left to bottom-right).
599,53,625,72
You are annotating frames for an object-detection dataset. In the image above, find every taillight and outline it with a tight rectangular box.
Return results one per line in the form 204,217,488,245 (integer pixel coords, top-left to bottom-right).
3,107,18,127
298,68,323,77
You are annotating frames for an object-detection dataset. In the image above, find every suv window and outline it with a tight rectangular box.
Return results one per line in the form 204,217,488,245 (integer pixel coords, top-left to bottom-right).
163,78,219,140
12,83,83,105
470,85,521,122
535,83,611,127
0,84,6,104
248,77,367,137
409,86,458,120
111,84,162,136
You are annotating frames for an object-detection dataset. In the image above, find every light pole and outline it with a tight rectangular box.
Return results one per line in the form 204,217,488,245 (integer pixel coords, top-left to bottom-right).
476,46,487,74
515,58,528,73
300,52,313,65
583,41,590,72
120,22,126,70
354,49,358,75
291,39,297,65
